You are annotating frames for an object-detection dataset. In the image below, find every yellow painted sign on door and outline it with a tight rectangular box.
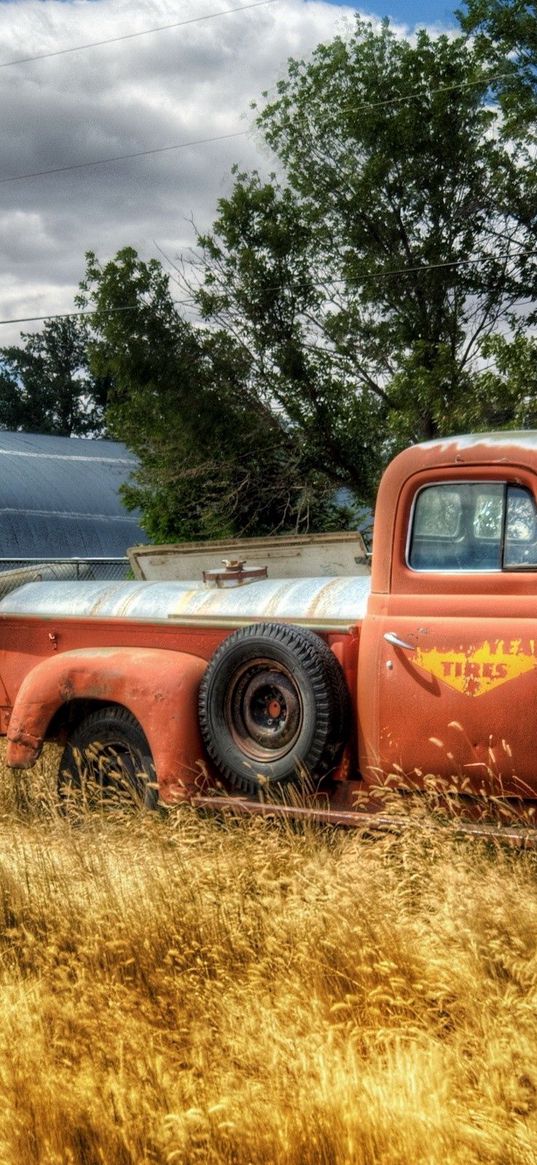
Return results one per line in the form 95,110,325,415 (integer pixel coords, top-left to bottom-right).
414,640,537,697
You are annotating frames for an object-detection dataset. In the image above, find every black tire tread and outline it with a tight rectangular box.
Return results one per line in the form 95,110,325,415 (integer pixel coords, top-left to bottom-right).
59,704,158,811
199,622,350,795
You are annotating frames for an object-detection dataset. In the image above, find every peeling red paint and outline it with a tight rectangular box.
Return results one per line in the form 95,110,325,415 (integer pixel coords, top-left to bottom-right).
6,647,206,801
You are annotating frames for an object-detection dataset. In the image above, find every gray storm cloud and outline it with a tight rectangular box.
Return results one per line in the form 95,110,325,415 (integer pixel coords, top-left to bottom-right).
0,0,359,342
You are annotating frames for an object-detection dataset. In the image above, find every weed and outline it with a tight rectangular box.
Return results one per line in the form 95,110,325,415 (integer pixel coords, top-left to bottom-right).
0,745,534,1162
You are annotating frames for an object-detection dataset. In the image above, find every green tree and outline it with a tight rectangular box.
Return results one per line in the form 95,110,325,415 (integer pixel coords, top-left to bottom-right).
457,2,537,258
0,316,109,436
80,20,537,540
191,19,536,503
458,0,537,125
79,248,348,542
465,334,537,430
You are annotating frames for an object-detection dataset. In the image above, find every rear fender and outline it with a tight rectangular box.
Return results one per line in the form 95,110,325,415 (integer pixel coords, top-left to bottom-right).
7,647,207,802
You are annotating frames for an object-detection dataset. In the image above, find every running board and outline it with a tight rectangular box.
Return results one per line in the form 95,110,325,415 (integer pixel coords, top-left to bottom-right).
190,795,537,848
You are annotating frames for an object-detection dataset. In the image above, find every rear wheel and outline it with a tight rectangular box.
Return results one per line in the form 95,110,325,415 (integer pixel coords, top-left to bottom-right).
58,705,158,816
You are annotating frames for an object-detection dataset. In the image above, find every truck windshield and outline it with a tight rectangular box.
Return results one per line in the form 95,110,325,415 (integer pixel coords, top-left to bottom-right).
408,482,537,571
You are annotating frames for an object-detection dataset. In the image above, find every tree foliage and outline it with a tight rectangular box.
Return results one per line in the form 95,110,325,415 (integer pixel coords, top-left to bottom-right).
79,248,347,542
10,16,536,542
458,0,537,256
467,334,537,430
0,316,109,437
459,0,537,125
192,20,536,503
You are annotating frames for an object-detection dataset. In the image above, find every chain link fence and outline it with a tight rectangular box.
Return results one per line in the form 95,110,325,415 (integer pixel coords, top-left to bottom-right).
0,558,130,581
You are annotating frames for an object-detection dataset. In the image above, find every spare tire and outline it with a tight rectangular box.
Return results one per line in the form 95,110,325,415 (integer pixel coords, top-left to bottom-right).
199,622,350,795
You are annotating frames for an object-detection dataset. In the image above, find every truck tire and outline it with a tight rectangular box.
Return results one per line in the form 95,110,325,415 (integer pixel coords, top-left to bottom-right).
199,622,350,795
58,705,158,816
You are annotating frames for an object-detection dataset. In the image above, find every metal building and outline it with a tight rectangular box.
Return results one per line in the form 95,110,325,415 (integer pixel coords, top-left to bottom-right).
0,431,146,563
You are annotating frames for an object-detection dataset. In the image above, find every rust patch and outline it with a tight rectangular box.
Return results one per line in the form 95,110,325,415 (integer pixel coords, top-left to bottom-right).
59,677,75,702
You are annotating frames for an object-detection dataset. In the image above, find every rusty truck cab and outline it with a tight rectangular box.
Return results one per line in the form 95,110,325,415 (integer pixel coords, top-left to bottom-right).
359,432,537,799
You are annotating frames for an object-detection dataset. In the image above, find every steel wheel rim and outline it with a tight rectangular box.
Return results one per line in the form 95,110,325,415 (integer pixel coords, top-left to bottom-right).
225,657,304,762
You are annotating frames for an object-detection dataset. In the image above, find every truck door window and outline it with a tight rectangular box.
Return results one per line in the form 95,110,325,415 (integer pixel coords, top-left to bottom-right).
408,481,537,572
504,486,537,568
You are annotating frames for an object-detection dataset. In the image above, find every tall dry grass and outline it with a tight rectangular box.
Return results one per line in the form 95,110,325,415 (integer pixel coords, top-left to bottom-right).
0,747,535,1163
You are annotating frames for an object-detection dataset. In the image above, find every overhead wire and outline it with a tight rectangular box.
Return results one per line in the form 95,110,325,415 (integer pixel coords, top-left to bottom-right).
0,67,521,188
0,2,275,185
0,0,279,69
189,247,537,301
0,249,535,327
0,306,138,327
0,9,530,323
336,70,521,116
0,131,249,186
0,299,194,326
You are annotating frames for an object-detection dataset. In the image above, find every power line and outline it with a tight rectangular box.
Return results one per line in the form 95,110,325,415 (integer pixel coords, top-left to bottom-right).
348,249,537,281
0,306,137,327
262,70,527,143
285,70,525,131
195,248,537,301
0,296,198,327
336,71,518,116
0,1,279,70
0,69,523,190
1,249,535,327
0,130,248,186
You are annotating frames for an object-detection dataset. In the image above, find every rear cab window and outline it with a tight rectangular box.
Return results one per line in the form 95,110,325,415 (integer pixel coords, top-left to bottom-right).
408,482,537,571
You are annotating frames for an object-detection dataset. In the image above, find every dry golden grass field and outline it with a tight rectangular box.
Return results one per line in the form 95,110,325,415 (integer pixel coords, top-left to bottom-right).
0,745,536,1164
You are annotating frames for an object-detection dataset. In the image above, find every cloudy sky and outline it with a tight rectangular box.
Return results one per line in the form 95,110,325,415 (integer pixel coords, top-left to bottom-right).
0,0,458,345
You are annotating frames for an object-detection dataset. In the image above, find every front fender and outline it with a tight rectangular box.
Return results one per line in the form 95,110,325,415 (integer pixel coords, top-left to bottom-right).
7,647,207,801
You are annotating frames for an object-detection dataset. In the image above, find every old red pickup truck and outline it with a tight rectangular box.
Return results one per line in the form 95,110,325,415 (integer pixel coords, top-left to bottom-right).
1,431,537,826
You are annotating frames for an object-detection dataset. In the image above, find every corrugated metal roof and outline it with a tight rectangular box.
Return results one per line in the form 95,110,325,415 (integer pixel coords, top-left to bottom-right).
0,431,146,558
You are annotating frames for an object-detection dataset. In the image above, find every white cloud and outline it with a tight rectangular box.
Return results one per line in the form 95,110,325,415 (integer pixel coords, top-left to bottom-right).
0,0,367,343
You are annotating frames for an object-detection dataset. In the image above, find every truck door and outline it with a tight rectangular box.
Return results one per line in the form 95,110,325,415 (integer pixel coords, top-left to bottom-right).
359,476,537,799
